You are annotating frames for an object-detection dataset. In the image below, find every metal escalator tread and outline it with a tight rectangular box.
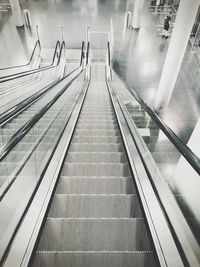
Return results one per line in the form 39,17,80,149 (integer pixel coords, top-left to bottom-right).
30,67,158,267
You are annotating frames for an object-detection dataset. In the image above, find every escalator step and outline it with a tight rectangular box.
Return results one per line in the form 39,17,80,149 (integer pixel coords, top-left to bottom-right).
74,129,120,136
78,118,116,124
32,251,156,267
65,152,127,163
61,163,131,177
79,115,115,120
76,124,118,130
56,177,135,194
36,218,151,251
69,143,124,152
72,136,122,143
48,195,142,218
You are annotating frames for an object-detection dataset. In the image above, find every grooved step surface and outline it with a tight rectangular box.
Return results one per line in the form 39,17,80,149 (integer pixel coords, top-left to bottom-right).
69,143,124,152
66,152,127,163
79,115,115,119
48,195,142,218
56,177,135,194
61,163,131,177
78,118,116,123
32,252,156,267
74,130,120,136
72,136,122,143
76,124,118,130
77,119,116,124
37,219,151,251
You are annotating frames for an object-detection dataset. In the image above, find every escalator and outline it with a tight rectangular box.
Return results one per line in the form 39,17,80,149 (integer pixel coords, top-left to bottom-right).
0,39,199,267
29,65,159,267
0,64,85,264
0,71,83,194
0,42,83,196
0,41,64,113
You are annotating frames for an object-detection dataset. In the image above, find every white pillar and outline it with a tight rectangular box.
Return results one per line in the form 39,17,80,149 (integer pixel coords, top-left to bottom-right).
172,118,200,220
132,0,144,29
154,0,200,112
10,0,24,27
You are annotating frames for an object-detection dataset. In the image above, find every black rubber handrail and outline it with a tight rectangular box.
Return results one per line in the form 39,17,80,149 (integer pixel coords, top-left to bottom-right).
0,80,58,126
0,41,84,126
0,65,80,126
0,66,83,163
51,40,61,66
113,70,200,175
0,40,41,71
0,40,60,80
0,41,64,84
86,42,90,65
108,45,200,176
56,41,65,65
108,42,111,67
80,41,85,66
0,40,61,82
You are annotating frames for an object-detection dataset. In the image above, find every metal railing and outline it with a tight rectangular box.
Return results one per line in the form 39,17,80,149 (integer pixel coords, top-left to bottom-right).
113,69,200,175
108,36,200,177
0,40,62,83
0,41,85,126
0,40,86,162
0,40,41,71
